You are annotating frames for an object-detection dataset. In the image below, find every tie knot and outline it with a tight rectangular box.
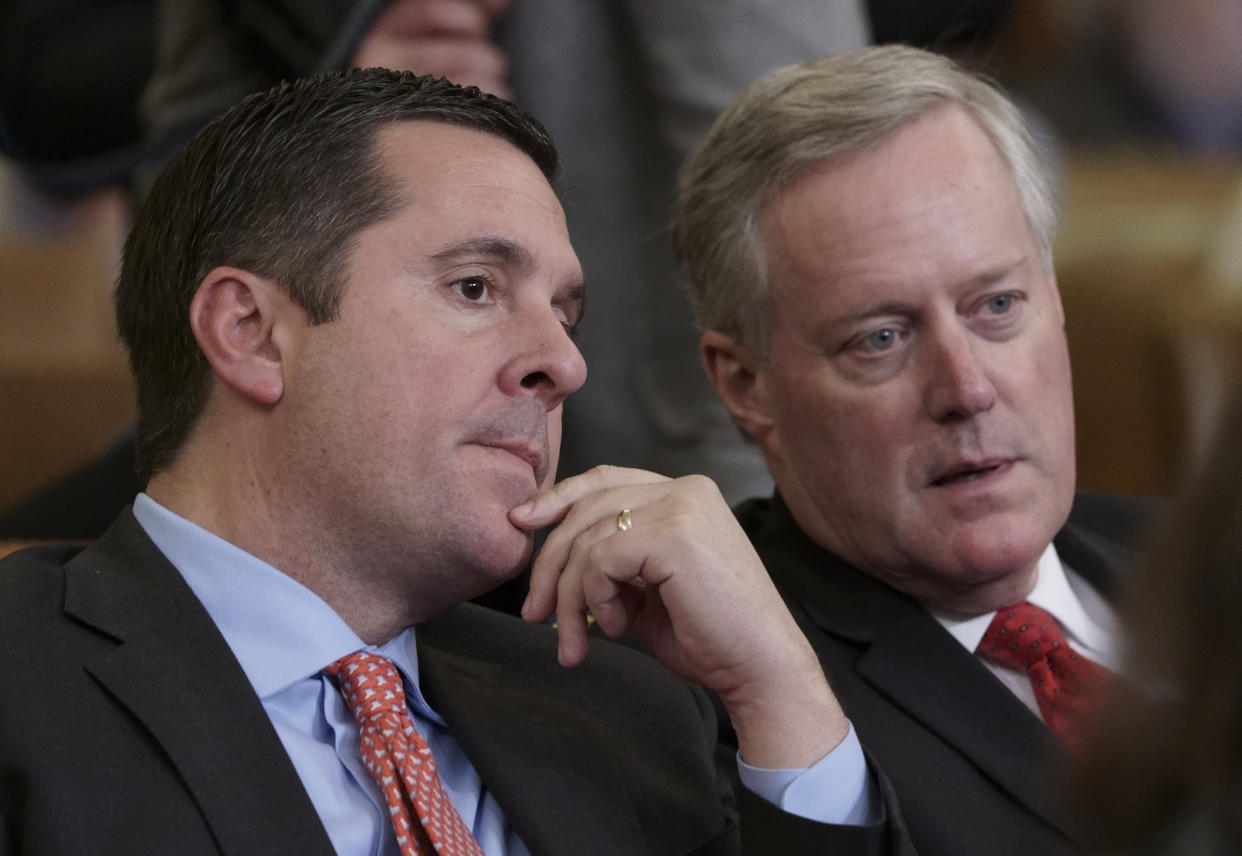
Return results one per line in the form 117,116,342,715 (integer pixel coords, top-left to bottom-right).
325,651,409,719
978,601,1069,670
976,600,1116,748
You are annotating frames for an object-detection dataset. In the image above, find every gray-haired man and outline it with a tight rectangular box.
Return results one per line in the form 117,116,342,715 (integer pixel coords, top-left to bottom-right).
677,44,1152,856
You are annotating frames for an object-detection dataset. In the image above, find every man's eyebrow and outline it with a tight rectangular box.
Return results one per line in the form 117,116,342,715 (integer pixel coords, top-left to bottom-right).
564,280,587,330
970,256,1027,287
431,235,587,328
429,236,534,268
831,299,918,327
828,259,1030,326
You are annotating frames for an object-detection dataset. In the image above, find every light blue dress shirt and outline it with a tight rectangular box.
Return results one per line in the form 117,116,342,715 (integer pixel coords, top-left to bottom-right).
132,493,871,855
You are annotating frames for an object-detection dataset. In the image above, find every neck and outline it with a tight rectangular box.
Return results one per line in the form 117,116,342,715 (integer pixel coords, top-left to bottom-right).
146,443,424,645
921,565,1039,619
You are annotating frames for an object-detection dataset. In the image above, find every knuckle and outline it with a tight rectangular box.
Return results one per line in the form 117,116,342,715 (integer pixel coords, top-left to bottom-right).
678,473,722,500
666,508,698,541
584,537,612,570
588,463,625,482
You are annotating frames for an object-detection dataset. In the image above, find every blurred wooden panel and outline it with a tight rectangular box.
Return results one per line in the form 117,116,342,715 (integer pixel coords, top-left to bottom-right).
1056,149,1242,497
0,186,134,514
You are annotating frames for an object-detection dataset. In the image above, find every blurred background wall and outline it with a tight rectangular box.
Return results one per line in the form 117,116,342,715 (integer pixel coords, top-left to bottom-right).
2,0,1240,516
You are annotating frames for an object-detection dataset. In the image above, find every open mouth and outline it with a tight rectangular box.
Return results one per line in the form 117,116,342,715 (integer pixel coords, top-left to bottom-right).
931,462,1005,487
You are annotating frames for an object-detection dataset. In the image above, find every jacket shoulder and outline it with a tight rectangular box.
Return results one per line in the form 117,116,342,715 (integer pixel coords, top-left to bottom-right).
1068,491,1161,538
0,542,85,628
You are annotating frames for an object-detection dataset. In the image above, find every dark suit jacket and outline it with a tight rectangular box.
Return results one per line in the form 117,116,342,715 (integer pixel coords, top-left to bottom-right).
0,510,878,855
735,491,1156,856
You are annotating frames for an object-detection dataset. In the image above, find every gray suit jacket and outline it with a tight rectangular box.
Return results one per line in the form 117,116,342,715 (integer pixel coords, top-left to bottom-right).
0,510,875,855
734,491,1156,856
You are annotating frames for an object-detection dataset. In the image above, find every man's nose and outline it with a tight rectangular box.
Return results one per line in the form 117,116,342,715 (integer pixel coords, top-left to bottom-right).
923,325,997,422
501,309,588,409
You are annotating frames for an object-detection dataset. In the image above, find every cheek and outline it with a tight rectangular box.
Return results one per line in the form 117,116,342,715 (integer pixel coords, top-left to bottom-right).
1021,330,1075,425
1038,350,1077,471
779,378,908,472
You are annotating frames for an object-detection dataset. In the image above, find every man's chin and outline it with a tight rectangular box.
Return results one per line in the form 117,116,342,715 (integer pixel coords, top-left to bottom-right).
456,528,535,613
945,528,1046,591
476,524,535,577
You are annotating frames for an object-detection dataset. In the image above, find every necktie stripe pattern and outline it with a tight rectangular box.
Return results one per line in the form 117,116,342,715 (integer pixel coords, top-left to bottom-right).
326,651,484,856
978,601,1114,749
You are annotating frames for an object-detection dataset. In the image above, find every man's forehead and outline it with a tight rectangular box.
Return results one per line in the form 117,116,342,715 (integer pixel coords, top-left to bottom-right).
376,122,565,220
375,119,545,179
765,112,1018,244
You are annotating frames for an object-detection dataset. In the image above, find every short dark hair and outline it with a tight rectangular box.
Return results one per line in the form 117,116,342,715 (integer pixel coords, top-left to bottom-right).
115,69,559,485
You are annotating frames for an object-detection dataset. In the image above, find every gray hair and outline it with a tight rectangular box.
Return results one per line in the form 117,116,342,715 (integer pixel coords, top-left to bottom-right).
674,44,1058,357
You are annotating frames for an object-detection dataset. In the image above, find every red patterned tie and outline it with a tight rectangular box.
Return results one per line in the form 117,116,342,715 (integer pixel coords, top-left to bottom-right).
977,601,1114,749
325,651,485,856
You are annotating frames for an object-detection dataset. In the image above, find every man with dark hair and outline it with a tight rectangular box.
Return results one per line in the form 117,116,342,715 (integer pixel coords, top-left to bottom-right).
0,68,892,855
114,72,559,484
677,45,1152,856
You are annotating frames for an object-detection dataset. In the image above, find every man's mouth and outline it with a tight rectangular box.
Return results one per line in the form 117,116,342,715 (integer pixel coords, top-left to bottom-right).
930,460,1008,487
482,441,546,484
468,408,551,486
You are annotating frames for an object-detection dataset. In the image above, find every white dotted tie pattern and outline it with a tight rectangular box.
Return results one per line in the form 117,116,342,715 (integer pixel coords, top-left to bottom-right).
326,651,485,856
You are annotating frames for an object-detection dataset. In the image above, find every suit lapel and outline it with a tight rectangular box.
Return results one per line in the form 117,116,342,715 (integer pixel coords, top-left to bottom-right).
750,495,1077,838
63,513,336,856
850,597,1073,833
416,619,646,856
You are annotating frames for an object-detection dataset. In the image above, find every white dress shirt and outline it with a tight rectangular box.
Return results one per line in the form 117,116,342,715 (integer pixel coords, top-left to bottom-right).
929,543,1120,717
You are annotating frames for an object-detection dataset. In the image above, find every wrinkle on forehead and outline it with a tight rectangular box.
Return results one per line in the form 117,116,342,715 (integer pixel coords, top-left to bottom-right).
759,106,1037,324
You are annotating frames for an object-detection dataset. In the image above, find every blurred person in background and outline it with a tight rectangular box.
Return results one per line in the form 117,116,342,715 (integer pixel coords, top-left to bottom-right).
1076,386,1242,855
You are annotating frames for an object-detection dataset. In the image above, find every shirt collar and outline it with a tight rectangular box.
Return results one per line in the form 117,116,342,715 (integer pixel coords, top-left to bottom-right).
131,493,443,723
929,542,1117,663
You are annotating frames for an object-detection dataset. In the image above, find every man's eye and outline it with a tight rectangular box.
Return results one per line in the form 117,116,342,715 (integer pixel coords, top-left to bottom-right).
985,294,1013,314
860,328,899,352
453,278,491,302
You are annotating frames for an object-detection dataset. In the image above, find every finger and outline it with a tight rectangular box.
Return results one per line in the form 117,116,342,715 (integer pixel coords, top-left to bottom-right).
523,482,667,622
550,526,596,666
510,464,668,529
553,510,649,663
369,0,494,38
392,40,509,80
577,540,647,640
354,37,508,78
476,0,510,16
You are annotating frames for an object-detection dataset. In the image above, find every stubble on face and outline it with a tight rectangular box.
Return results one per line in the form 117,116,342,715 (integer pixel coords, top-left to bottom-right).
263,123,584,631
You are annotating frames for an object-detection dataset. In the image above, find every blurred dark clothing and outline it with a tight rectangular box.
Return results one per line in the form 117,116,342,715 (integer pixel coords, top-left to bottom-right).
0,0,156,194
0,434,137,541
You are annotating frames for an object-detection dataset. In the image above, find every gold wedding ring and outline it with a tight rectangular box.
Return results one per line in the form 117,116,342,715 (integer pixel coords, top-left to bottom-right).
616,508,633,531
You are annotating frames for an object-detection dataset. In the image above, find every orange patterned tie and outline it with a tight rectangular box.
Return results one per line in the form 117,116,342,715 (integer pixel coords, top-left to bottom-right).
977,601,1114,749
326,651,485,856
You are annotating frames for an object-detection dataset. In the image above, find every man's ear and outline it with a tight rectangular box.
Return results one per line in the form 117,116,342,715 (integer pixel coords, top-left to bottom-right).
189,266,299,406
701,329,774,442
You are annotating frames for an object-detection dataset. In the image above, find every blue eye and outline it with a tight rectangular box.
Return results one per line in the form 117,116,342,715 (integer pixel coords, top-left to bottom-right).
986,294,1013,313
862,328,899,352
